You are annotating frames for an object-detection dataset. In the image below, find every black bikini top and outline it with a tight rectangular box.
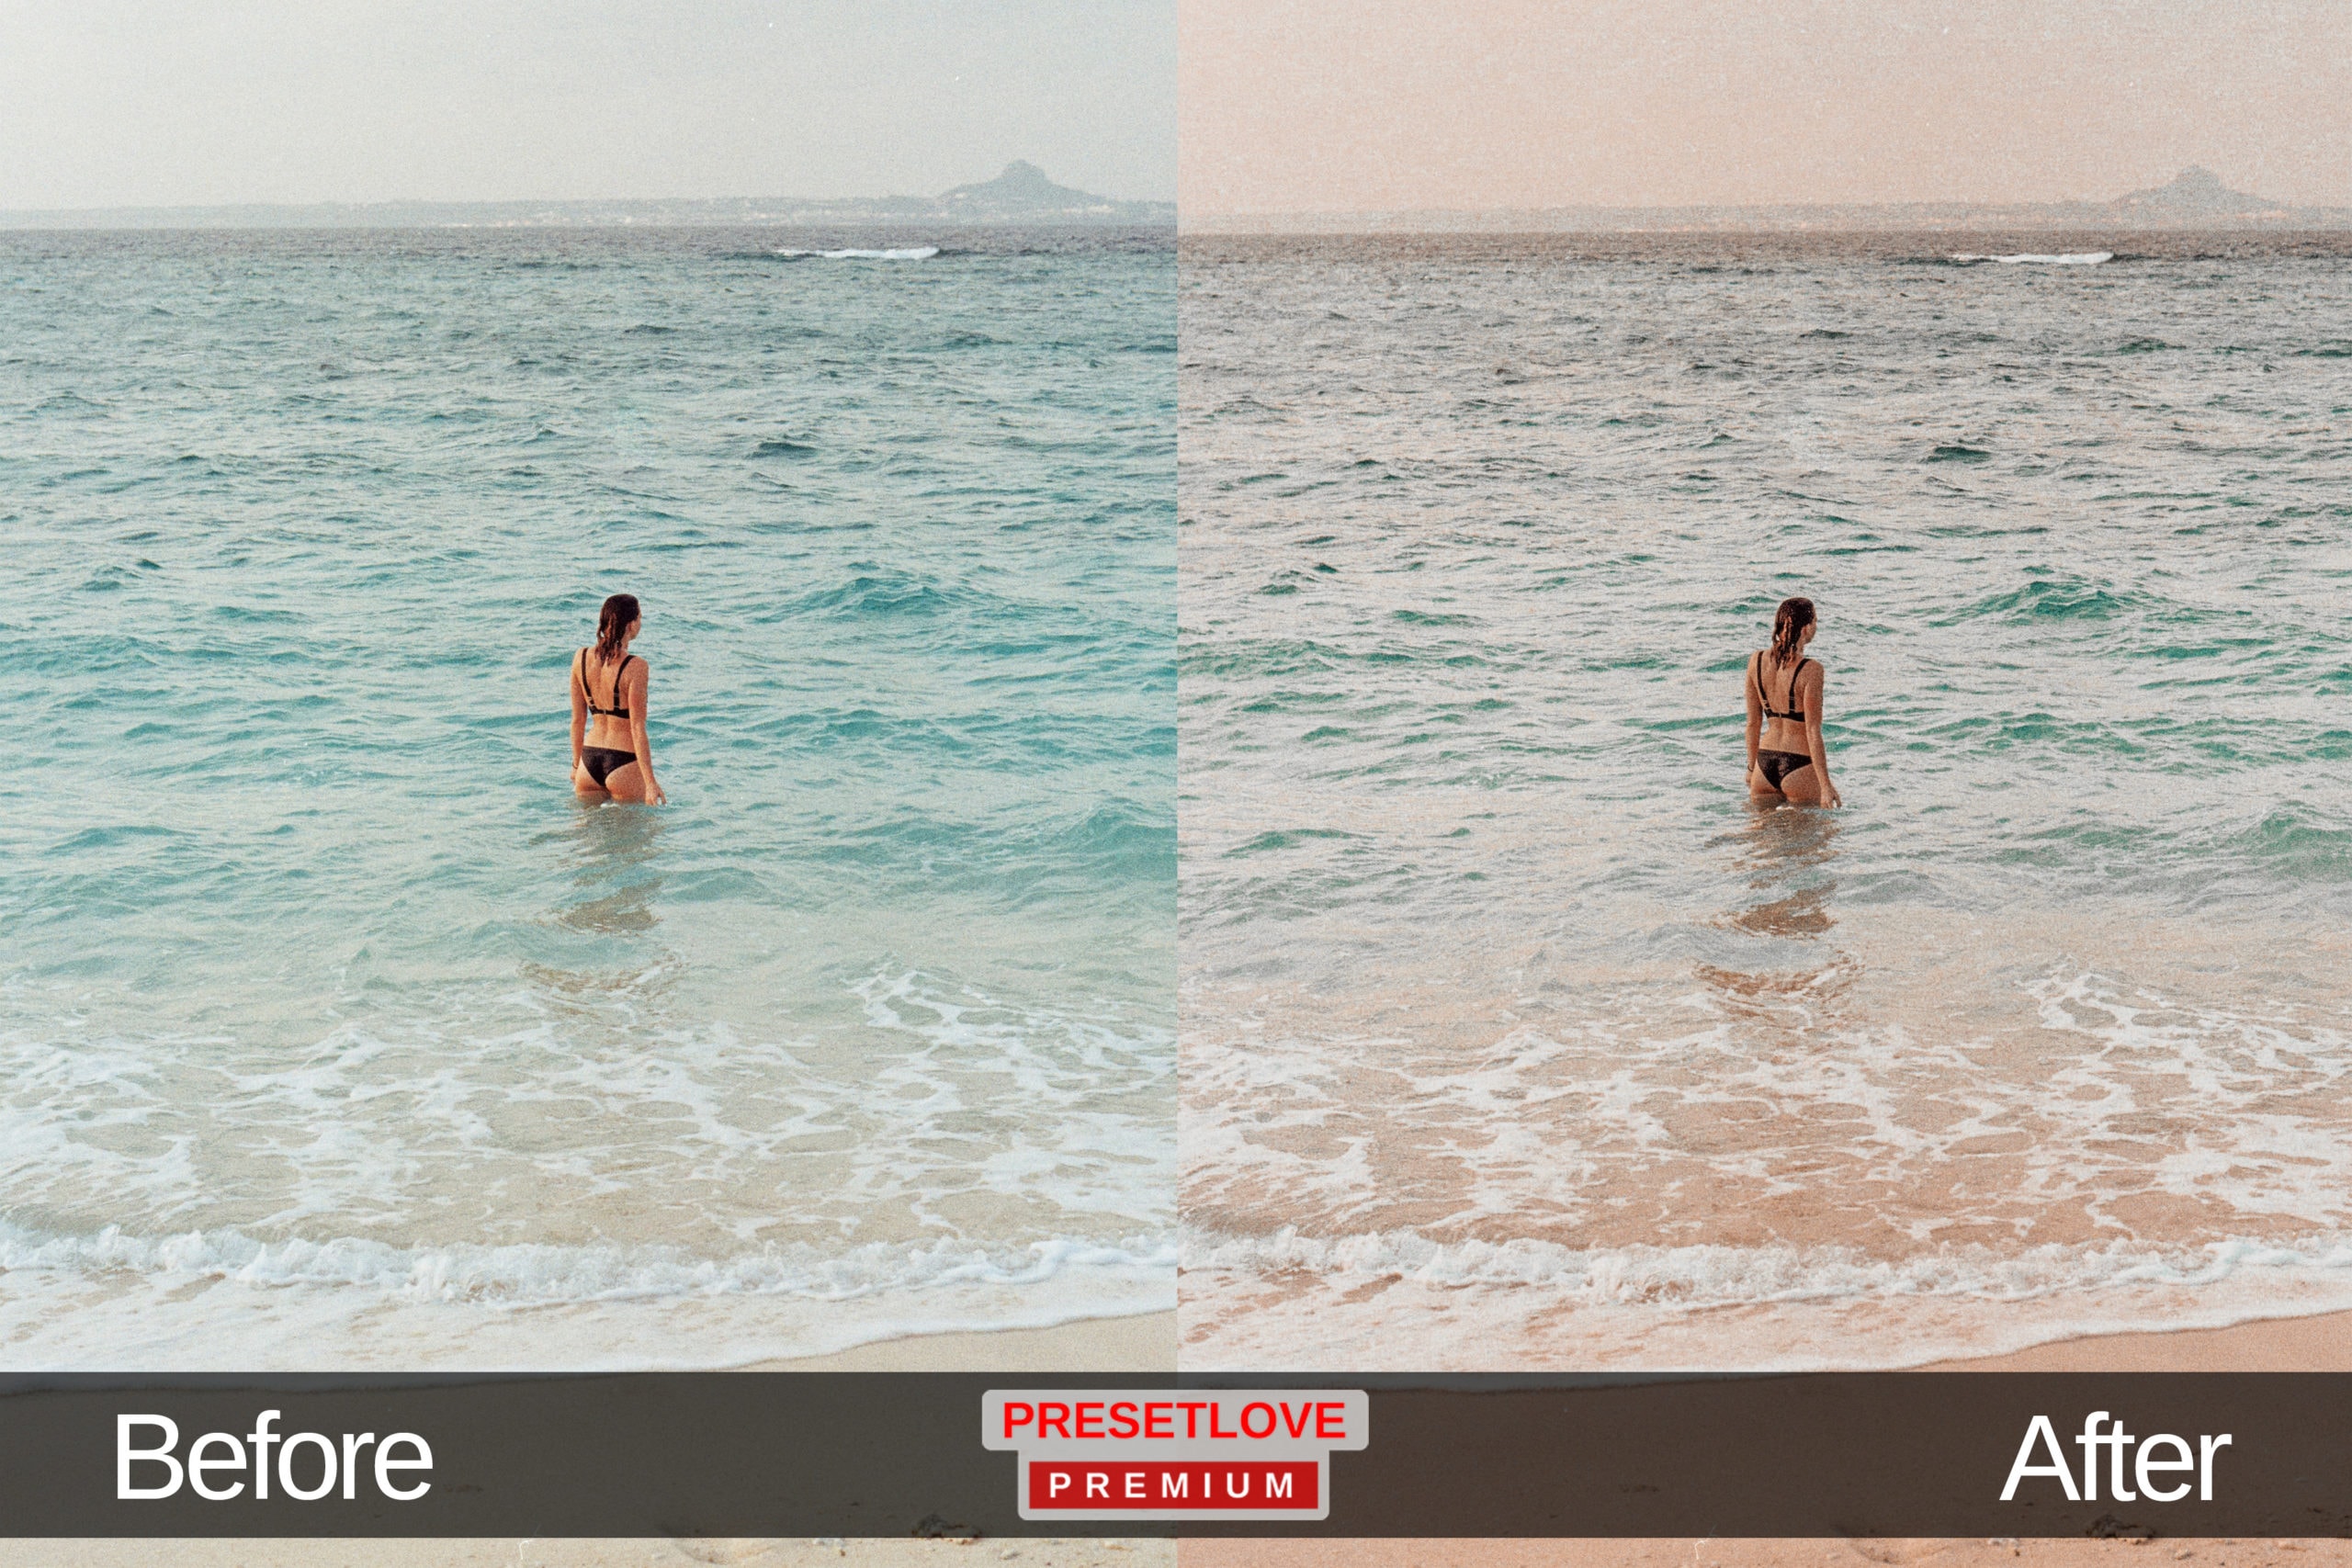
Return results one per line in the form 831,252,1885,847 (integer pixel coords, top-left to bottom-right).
578,649,636,719
1753,651,1810,722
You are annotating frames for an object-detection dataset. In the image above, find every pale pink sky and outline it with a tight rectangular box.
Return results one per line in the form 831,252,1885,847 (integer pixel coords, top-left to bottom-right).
1182,0,2352,214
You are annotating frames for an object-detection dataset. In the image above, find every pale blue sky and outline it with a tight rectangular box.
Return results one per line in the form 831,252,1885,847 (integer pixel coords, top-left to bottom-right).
0,1,1175,209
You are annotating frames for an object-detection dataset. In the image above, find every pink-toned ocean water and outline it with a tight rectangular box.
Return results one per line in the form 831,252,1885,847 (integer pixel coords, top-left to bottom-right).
1179,233,2352,1368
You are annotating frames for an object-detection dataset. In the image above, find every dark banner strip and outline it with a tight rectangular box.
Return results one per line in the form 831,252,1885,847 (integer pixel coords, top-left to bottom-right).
1213,1373,2343,1540
0,1372,2345,1538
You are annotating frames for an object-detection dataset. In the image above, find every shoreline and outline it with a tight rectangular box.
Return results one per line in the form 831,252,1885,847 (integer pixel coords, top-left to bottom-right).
747,1308,1176,1371
1920,1306,2352,1371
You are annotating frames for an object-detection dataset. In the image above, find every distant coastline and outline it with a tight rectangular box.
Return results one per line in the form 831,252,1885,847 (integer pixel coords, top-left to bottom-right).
1185,167,2352,235
0,160,1174,231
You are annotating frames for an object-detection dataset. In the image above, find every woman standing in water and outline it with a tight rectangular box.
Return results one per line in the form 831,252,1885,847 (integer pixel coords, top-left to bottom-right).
1745,595,1841,808
571,593,667,805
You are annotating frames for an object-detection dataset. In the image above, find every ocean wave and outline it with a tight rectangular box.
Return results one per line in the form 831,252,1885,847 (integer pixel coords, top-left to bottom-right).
1948,252,2113,266
770,247,941,262
0,1219,1175,1307
1184,1227,2352,1306
0,1221,1176,1370
795,570,973,617
1947,573,2151,622
1180,1228,2352,1370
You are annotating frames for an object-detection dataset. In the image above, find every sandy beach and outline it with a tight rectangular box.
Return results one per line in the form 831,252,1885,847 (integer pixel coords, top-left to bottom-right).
752,1310,1175,1371
1922,1310,2352,1371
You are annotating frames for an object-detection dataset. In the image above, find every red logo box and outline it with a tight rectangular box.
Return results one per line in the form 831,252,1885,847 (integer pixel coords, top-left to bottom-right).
1026,1460,1321,1512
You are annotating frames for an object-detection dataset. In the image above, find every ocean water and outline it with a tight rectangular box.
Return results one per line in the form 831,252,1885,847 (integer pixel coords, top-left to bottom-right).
0,226,1174,1368
1180,232,2352,1370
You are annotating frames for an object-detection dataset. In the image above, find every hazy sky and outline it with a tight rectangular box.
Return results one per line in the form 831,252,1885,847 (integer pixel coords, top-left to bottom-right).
0,1,1174,209
1183,0,2352,214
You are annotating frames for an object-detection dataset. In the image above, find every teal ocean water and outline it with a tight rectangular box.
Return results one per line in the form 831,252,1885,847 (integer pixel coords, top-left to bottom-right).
0,228,1173,1367
1181,234,2352,1369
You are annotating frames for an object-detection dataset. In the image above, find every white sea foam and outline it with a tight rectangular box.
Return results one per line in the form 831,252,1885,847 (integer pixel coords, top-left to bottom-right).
1950,251,2112,265
1182,938,2352,1364
775,247,941,261
1180,1228,2352,1371
1186,961,2352,1247
0,1218,1175,1368
0,1221,1170,1303
1187,1227,2352,1305
0,965,1174,1366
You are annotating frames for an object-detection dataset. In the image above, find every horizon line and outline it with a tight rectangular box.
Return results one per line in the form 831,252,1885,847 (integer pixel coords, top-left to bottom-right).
0,164,1178,223
1179,201,2351,234
1178,169,2349,230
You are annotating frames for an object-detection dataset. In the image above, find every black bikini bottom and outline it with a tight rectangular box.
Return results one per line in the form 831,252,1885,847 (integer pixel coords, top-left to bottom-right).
1756,749,1812,789
582,747,637,786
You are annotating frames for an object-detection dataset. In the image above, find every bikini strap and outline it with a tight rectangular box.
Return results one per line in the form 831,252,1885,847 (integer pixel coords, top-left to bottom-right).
582,648,621,715
616,654,634,712
1758,649,1792,718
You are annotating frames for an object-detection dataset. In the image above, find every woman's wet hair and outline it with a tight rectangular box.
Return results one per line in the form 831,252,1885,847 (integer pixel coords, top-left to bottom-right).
1770,596,1815,664
594,593,640,662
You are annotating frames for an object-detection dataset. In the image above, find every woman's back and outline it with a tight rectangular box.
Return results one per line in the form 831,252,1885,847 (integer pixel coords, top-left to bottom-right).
577,647,639,741
1753,649,1811,734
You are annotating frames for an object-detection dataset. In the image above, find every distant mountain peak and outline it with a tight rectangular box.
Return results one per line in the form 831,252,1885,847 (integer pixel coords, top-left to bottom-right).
2114,165,2275,215
993,161,1057,191
940,162,1126,215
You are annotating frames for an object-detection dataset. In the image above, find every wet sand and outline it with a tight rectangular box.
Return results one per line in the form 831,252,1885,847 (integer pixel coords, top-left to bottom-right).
750,1309,1175,1371
1921,1310,2352,1371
